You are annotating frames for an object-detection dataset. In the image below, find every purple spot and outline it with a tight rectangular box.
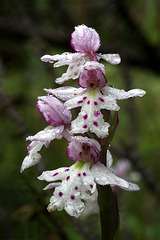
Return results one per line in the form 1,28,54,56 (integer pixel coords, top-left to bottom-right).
99,97,104,102
59,192,63,197
78,173,81,177
94,101,98,106
74,72,78,76
53,172,59,176
66,176,70,181
94,111,101,117
83,97,87,100
90,184,93,188
83,172,87,176
27,145,31,151
75,186,78,190
78,100,83,104
83,124,87,129
83,114,88,120
87,100,90,104
71,195,75,200
93,121,98,127
65,169,69,172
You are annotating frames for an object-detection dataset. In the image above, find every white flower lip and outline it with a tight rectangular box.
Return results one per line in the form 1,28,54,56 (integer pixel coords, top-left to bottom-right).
38,161,97,218
38,151,139,217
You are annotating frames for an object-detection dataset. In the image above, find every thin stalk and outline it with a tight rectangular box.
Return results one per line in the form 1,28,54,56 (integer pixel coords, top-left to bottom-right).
98,111,120,240
98,185,119,240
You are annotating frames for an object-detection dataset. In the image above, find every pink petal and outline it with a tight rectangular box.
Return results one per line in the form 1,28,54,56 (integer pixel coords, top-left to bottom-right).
67,136,100,163
37,96,71,126
79,62,107,88
71,25,100,53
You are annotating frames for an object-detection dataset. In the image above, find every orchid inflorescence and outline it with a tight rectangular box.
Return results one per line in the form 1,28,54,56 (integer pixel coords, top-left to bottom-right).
21,25,146,218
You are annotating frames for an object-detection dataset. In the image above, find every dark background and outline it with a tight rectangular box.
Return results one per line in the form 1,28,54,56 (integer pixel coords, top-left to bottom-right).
0,0,159,239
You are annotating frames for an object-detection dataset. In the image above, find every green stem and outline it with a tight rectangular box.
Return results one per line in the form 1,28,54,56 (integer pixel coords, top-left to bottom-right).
98,111,120,240
98,185,119,240
100,111,119,164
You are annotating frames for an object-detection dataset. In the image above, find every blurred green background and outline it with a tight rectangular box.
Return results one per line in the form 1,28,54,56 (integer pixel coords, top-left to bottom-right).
0,0,159,239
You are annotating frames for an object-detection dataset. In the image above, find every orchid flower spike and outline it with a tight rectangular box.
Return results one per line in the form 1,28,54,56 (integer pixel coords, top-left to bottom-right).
38,146,139,218
20,96,72,173
41,24,121,84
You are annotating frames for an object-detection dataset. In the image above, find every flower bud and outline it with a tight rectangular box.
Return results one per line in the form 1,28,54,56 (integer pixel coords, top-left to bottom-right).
37,96,71,126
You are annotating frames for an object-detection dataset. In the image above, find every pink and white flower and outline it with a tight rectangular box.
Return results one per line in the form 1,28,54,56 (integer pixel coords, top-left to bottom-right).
38,148,139,218
38,161,97,218
41,24,121,84
21,97,72,172
45,64,146,138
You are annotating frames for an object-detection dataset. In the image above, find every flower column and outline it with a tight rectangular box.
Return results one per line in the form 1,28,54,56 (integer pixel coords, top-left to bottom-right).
21,25,146,240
